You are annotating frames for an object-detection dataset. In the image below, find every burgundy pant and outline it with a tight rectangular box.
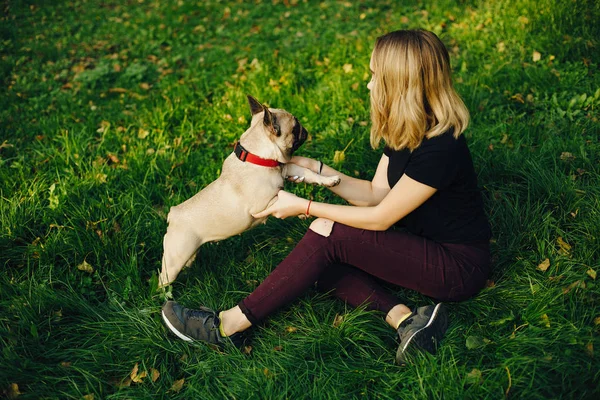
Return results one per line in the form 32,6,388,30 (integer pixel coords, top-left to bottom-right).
239,223,490,325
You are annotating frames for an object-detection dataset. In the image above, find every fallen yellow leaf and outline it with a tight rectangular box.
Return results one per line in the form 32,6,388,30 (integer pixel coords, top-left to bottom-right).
333,313,344,328
557,237,572,255
537,258,550,272
532,51,541,62
138,128,150,139
129,363,147,383
109,87,128,94
132,371,146,383
333,150,345,164
563,280,585,294
83,394,94,400
466,368,483,385
560,152,575,161
540,314,551,328
510,93,524,103
263,368,273,378
585,342,594,358
113,376,132,388
129,363,139,381
342,63,353,73
6,383,21,399
150,368,160,383
593,316,600,326
169,379,185,393
107,153,120,164
76,260,94,274
586,269,596,280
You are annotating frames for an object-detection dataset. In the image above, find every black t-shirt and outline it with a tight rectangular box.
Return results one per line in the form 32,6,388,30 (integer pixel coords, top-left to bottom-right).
383,129,491,243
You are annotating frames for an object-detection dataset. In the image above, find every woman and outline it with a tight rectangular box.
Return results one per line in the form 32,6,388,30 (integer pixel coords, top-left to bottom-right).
161,29,491,365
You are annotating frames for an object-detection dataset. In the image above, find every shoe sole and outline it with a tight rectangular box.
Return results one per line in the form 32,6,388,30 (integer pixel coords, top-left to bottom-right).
396,303,448,364
162,310,194,342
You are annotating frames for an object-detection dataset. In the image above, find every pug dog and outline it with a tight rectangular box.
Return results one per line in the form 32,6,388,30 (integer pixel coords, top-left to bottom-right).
158,95,341,287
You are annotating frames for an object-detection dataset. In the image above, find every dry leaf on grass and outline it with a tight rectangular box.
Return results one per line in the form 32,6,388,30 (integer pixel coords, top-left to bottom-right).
150,368,160,383
128,363,147,384
333,150,345,164
466,368,483,385
138,128,150,139
466,335,491,349
586,269,596,280
557,237,572,255
169,379,185,393
77,260,94,274
563,280,586,294
5,383,21,399
107,153,120,164
537,258,550,272
332,313,344,328
541,314,551,328
585,342,594,358
560,152,575,161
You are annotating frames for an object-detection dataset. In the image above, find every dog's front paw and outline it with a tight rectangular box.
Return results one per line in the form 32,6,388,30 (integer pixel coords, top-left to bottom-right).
321,175,341,187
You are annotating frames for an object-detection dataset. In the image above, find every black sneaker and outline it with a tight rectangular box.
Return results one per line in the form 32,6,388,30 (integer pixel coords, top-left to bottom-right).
161,301,246,348
395,303,448,365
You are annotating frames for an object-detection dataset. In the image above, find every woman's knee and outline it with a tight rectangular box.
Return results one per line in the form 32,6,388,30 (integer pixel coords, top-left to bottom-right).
309,218,334,237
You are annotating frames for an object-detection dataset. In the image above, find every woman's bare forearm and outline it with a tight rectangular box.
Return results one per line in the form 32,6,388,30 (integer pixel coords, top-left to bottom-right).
291,156,388,207
319,163,388,207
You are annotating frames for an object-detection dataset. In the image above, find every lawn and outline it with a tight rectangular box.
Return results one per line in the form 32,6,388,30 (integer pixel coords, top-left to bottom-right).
1,0,599,398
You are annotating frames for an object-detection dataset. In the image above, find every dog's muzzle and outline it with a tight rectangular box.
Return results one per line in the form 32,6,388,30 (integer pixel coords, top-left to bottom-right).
291,117,308,153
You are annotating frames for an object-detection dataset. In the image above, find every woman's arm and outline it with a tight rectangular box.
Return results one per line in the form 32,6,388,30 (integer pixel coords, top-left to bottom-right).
253,173,437,231
291,155,391,207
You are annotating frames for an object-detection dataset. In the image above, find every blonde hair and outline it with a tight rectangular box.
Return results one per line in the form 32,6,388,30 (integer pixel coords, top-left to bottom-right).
369,29,470,151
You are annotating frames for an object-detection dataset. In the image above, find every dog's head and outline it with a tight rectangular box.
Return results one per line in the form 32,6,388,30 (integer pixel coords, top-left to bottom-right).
245,95,308,159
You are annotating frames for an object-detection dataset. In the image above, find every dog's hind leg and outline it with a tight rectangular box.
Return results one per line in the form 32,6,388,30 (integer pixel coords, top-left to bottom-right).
158,223,202,288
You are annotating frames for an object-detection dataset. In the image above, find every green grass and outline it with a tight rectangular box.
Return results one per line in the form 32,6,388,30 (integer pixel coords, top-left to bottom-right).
1,0,599,398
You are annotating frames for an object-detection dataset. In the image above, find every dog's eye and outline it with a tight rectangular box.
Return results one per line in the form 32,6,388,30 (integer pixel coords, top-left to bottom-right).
273,122,281,136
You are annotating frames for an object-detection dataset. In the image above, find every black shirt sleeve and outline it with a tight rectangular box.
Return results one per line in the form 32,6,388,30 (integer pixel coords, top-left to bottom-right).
404,136,459,189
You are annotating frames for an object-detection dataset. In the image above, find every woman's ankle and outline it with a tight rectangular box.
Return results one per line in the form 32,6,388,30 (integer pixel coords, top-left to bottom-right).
220,306,252,336
386,304,413,329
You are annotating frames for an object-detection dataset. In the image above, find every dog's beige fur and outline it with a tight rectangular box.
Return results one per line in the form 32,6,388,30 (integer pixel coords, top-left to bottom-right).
158,96,340,287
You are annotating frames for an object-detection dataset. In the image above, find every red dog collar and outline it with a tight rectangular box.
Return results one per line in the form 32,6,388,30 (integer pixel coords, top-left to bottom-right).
234,141,283,168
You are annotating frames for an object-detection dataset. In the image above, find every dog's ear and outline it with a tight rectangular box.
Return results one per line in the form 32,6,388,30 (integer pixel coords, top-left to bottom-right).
264,109,281,137
262,107,274,129
247,95,264,116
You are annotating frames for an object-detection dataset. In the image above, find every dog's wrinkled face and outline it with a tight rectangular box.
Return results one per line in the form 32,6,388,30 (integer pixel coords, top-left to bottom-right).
247,95,308,157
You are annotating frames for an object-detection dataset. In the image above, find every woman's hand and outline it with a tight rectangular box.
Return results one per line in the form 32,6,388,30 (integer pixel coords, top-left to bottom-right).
252,190,309,219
